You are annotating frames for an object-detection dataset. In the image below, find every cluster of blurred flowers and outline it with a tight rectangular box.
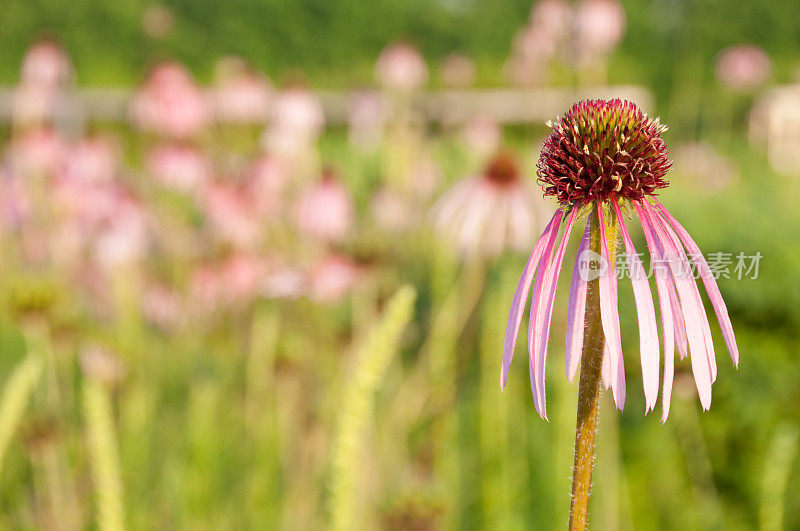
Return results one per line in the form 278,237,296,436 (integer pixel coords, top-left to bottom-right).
1,38,553,335
506,0,626,85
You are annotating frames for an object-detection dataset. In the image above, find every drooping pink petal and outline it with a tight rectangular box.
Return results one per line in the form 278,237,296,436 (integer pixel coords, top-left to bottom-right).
635,202,676,421
601,342,612,389
668,280,688,360
656,202,739,367
614,201,659,413
641,203,712,410
565,217,592,383
502,209,563,388
529,207,579,419
652,208,717,383
596,201,625,410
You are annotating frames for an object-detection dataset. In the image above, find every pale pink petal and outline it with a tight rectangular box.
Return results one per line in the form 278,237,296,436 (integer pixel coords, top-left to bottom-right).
614,201,659,412
652,208,717,383
668,280,688,360
601,342,612,389
502,209,563,388
565,218,591,383
635,202,676,421
529,207,578,419
597,202,625,410
656,203,739,367
641,203,712,410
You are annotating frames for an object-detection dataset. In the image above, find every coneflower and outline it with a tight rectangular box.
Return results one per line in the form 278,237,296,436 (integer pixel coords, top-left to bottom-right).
501,99,738,529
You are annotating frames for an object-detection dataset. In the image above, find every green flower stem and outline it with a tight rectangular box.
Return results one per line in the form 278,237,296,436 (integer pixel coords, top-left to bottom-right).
569,207,618,531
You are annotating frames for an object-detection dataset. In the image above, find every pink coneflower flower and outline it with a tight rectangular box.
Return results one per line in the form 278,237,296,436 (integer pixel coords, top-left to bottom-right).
10,126,67,177
212,59,272,123
20,38,73,89
375,42,429,92
129,62,210,138
432,152,544,258
529,0,572,40
242,155,290,218
502,99,738,422
715,45,771,92
293,170,354,243
203,182,262,249
574,0,626,66
61,135,119,184
145,143,212,194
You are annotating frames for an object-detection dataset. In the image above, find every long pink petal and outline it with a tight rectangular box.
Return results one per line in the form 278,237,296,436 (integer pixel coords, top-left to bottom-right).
614,201,659,413
668,280,688,360
530,207,579,419
635,202,676,421
656,203,739,367
527,211,565,419
652,208,717,383
601,342,612,389
565,217,591,383
597,202,625,410
502,209,563,388
642,203,712,410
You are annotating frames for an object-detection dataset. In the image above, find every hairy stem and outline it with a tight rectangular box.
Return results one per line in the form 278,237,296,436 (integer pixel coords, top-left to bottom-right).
569,207,618,530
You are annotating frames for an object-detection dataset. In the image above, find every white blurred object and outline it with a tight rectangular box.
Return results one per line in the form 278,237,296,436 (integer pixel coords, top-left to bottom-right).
750,85,800,175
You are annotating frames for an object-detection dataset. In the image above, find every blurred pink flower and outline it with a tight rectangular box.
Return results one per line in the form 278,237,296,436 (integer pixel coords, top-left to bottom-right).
440,54,476,88
10,127,67,176
375,42,429,91
242,155,290,218
371,186,413,232
530,0,573,41
20,38,73,89
262,85,325,158
432,152,543,257
307,254,362,303
220,253,267,305
80,345,127,385
0,173,31,230
293,171,354,242
715,45,771,91
203,182,262,249
574,0,626,65
262,265,307,300
129,62,210,138
145,143,212,193
61,135,119,184
93,190,149,268
212,60,272,123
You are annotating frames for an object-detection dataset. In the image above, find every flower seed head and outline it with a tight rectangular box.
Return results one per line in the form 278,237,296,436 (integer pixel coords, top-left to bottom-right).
537,99,671,205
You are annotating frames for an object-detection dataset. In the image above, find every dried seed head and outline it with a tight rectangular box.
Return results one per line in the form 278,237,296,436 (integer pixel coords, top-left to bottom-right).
537,99,671,205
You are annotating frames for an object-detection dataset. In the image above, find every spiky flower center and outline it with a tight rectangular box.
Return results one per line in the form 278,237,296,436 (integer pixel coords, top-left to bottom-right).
537,99,672,205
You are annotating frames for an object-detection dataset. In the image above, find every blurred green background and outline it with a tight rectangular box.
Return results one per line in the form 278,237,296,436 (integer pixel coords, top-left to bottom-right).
0,1,799,530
